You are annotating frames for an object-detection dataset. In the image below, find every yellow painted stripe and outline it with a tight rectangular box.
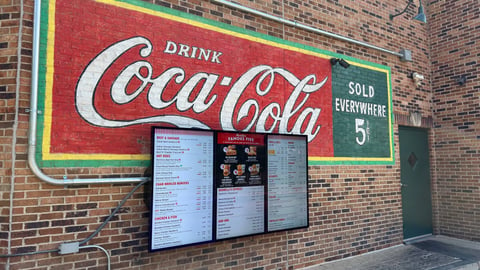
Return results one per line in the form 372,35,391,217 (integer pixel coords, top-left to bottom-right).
46,153,150,160
387,74,393,159
42,0,56,160
309,156,393,162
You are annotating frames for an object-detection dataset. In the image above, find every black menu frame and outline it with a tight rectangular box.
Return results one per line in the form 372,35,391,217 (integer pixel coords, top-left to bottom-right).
149,127,309,252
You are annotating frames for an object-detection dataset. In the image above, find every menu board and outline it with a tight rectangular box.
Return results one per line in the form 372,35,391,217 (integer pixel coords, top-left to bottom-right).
215,132,266,239
150,128,214,250
150,128,308,252
267,135,308,232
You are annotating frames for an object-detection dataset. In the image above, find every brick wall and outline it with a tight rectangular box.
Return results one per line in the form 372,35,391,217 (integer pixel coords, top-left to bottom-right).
3,0,475,269
429,0,480,241
1,0,23,261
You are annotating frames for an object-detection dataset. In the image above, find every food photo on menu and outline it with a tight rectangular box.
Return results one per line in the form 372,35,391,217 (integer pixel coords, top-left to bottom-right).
219,163,234,187
247,163,262,185
234,163,247,185
236,164,245,176
222,164,231,177
249,163,260,176
247,146,257,156
225,145,237,156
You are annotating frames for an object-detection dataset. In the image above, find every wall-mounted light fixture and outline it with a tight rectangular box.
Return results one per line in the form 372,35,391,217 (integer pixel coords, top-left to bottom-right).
390,0,427,23
330,58,350,69
409,72,424,86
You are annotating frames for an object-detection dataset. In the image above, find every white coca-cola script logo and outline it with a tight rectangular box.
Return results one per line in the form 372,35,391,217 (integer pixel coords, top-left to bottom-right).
75,36,328,141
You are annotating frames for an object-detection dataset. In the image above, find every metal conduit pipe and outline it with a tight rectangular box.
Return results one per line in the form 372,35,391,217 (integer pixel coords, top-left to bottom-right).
211,0,412,61
79,245,111,270
28,0,148,185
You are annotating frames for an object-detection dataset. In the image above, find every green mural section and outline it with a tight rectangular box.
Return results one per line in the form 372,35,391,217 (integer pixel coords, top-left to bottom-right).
331,65,392,159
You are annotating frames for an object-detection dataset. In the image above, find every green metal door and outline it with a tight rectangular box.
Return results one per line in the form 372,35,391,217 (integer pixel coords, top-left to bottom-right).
399,126,433,240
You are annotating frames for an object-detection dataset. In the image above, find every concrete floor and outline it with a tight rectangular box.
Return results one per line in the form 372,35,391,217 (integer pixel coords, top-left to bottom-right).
306,235,480,270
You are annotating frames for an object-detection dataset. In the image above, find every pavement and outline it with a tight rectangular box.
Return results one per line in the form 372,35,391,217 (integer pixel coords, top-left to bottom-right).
305,235,480,270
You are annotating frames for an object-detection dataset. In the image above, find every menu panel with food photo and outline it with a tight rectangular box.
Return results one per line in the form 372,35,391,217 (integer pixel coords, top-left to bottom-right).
215,132,266,188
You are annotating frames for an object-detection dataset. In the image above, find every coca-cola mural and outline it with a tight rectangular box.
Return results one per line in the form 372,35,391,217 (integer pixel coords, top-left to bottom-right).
36,0,393,167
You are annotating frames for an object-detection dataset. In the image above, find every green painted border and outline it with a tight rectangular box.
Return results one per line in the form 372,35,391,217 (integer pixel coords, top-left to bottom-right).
36,0,48,167
36,0,394,167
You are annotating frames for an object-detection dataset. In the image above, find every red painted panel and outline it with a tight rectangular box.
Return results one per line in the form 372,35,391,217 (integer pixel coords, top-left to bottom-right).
47,0,333,158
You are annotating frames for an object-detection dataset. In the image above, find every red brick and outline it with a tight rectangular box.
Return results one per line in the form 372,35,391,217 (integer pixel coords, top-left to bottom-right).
2,0,479,270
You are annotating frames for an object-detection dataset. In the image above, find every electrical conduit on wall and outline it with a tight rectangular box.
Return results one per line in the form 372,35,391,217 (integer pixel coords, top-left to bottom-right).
210,0,410,59
7,0,24,267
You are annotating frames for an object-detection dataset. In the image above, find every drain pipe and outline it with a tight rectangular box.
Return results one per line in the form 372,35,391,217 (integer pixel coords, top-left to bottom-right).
211,0,412,61
28,0,147,185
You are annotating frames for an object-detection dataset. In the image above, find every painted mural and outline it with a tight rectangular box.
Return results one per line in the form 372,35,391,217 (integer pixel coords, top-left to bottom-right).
36,0,394,167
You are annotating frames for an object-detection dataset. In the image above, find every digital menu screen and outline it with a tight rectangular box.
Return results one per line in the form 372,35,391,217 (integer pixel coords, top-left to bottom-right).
215,132,266,239
267,135,308,232
150,127,308,252
150,128,214,250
